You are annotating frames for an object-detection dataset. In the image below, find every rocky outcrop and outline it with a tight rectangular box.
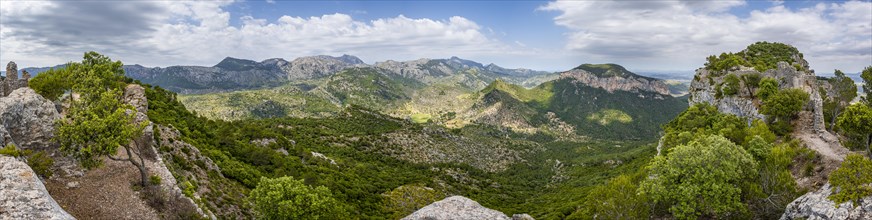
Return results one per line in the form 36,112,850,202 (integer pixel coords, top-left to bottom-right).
559,64,671,96
283,55,366,80
0,88,61,151
154,124,250,218
0,156,75,220
123,60,287,94
781,184,872,220
402,196,533,220
2,62,32,97
120,55,366,94
689,62,825,132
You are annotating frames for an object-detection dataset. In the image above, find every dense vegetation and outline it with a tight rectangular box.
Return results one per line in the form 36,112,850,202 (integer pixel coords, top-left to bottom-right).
572,103,817,219
705,41,804,73
476,78,687,140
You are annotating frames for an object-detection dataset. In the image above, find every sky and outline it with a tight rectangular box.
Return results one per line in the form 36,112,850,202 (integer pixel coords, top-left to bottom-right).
1,0,870,75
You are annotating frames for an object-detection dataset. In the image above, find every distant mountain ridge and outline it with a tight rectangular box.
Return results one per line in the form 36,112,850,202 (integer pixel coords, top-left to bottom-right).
20,55,555,94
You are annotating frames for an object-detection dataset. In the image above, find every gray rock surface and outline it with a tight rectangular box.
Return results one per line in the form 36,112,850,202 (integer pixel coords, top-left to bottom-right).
283,55,366,80
0,156,75,220
0,88,61,151
781,184,872,220
402,196,532,220
122,55,366,94
688,62,825,132
560,69,671,96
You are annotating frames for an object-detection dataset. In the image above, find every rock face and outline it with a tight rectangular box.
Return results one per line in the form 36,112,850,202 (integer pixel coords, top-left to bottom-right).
402,196,530,220
283,55,366,80
560,64,671,96
688,62,825,132
781,184,872,220
120,55,366,94
2,61,32,97
0,88,62,151
0,156,75,220
123,59,287,94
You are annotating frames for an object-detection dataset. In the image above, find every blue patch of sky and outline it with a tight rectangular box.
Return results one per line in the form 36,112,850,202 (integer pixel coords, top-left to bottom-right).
228,1,565,54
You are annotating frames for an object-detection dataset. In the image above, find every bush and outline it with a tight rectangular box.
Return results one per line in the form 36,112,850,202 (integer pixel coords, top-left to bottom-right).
761,88,809,135
722,74,741,96
0,143,24,157
828,154,872,207
384,184,442,219
150,175,162,185
249,176,349,220
639,135,757,219
29,66,72,101
705,42,801,73
574,174,649,219
27,151,54,178
756,77,778,100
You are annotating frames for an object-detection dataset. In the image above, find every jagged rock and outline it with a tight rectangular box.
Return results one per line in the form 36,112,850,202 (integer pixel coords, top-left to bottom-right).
284,55,366,80
560,68,671,96
123,84,148,114
0,88,61,151
688,62,825,132
64,181,79,189
250,138,276,147
402,196,532,220
781,184,872,220
0,156,75,220
311,152,337,165
154,124,249,218
512,214,535,220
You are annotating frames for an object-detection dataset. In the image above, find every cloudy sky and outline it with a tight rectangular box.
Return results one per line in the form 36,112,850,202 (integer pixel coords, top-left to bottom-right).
1,0,870,74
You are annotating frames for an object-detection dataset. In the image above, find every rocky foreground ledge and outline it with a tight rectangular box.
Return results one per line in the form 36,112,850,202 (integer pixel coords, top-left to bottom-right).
0,156,74,219
403,196,533,220
781,184,872,220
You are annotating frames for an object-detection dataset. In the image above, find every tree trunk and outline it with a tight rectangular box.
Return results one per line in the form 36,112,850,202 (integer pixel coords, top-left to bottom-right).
866,134,871,159
122,142,149,187
830,108,839,131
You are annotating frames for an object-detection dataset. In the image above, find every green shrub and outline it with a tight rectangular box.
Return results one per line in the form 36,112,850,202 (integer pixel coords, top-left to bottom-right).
249,176,349,220
705,42,801,72
0,143,23,157
27,151,54,178
28,66,72,101
574,174,649,219
828,154,872,207
640,135,757,219
722,74,741,96
150,175,162,185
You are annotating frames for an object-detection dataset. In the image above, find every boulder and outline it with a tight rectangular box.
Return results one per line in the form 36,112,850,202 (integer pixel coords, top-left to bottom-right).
0,156,75,219
0,88,61,151
781,184,872,220
403,196,533,220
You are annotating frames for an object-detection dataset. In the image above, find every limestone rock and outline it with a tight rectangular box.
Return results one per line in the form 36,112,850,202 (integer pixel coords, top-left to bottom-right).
0,156,75,220
402,196,533,220
0,88,61,151
781,184,872,220
688,62,825,132
284,55,366,80
560,69,671,96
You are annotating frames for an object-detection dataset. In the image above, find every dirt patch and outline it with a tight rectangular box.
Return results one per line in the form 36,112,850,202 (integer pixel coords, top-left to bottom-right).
45,148,160,220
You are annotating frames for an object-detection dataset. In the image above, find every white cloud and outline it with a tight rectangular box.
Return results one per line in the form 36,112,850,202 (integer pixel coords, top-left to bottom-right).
541,0,872,73
1,1,521,68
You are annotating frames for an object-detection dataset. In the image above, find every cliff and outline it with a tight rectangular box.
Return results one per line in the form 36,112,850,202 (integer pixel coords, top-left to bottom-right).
402,196,533,220
0,156,74,220
781,184,872,220
560,64,670,96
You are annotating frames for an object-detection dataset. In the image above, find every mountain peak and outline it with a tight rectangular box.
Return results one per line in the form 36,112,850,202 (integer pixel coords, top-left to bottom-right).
214,57,259,71
446,56,483,69
313,54,365,65
571,63,637,78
